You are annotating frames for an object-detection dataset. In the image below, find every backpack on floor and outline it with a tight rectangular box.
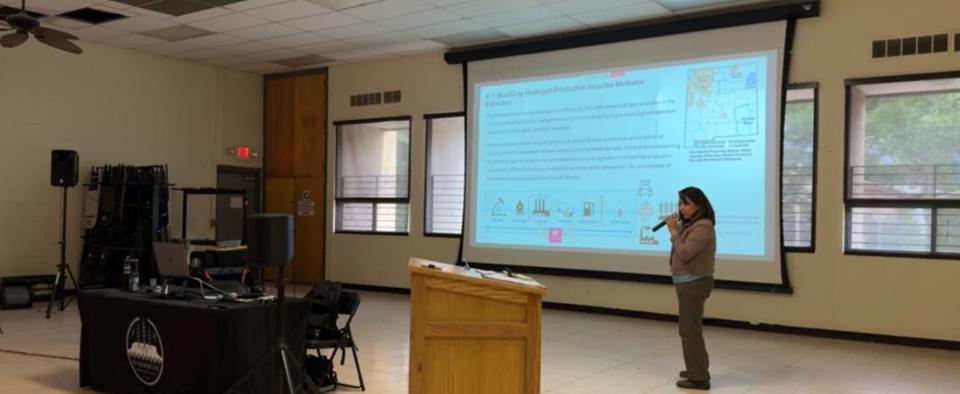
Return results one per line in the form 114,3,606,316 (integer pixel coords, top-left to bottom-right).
305,354,337,389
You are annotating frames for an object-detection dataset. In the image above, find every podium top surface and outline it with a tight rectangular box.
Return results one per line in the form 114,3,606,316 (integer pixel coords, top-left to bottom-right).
407,257,546,296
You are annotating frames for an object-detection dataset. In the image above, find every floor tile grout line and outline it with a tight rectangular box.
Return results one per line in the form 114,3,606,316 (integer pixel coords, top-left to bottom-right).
0,348,80,361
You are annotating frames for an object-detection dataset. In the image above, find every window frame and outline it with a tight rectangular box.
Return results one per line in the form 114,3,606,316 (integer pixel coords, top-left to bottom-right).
423,112,466,238
333,115,413,235
782,82,819,253
843,71,960,258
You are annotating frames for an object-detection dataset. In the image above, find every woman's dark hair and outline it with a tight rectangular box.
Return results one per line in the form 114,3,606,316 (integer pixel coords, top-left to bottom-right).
679,186,715,225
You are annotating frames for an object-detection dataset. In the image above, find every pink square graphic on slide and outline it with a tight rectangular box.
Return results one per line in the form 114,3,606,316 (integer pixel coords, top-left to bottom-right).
548,228,562,243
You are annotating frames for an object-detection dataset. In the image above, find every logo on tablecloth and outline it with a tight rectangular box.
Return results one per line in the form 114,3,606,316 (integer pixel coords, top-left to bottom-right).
125,317,164,386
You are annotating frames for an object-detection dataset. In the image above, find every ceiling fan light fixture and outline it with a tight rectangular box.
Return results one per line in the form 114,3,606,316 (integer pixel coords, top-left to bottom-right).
1,0,83,54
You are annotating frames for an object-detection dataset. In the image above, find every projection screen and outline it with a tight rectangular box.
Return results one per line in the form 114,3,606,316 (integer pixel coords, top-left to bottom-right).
462,21,788,285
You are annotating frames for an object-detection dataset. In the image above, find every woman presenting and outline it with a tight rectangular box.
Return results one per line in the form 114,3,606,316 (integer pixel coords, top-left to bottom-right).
664,186,716,390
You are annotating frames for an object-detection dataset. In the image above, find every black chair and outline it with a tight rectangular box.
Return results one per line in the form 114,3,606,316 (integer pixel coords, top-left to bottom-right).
306,291,364,391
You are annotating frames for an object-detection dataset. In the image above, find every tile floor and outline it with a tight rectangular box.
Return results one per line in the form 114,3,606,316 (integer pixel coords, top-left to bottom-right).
1,287,959,393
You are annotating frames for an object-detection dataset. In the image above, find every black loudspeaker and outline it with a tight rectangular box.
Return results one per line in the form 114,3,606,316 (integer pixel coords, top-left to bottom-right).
51,150,79,187
246,214,293,267
1,286,32,310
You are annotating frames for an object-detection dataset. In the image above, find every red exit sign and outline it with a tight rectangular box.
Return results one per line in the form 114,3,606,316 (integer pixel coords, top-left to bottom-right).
229,145,256,161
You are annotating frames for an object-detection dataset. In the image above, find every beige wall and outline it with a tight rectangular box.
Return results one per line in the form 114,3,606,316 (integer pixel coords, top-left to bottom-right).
325,0,960,341
0,40,262,278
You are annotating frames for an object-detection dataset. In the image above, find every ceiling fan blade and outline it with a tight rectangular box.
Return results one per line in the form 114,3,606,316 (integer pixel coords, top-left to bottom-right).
35,33,83,54
36,26,78,41
0,31,29,48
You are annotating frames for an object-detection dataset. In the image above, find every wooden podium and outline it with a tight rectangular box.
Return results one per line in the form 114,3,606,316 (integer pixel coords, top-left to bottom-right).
407,258,546,394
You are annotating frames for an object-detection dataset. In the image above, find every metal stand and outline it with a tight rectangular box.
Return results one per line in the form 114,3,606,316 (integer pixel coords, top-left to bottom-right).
46,184,80,319
224,265,303,394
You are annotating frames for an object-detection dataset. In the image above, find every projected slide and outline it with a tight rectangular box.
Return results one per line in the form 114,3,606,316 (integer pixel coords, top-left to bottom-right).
473,54,769,257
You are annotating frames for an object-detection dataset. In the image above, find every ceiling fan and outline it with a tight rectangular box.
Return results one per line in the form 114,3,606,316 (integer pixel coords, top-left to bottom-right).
0,0,82,54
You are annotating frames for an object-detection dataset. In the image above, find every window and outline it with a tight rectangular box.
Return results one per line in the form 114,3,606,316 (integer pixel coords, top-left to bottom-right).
424,114,465,236
335,118,411,233
845,73,960,255
782,84,818,250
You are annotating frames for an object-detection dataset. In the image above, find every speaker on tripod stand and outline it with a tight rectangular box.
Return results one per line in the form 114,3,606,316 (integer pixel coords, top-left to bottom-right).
46,149,81,319
227,214,303,394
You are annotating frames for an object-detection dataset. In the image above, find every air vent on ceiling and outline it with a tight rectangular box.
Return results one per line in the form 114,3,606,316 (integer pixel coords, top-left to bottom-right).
872,33,950,58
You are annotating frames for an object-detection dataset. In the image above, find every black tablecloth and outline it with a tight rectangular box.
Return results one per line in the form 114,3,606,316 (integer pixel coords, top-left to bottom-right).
79,289,309,394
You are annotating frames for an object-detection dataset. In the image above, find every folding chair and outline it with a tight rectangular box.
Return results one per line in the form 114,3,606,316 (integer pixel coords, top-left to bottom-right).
306,291,364,391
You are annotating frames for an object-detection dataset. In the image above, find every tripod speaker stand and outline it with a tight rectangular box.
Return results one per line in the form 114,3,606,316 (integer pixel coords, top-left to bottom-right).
47,150,81,319
227,214,303,394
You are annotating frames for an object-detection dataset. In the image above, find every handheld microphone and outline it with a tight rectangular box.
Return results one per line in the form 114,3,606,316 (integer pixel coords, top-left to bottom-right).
651,213,679,232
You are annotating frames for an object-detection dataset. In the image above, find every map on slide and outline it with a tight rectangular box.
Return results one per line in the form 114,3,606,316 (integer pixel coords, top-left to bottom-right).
684,63,759,147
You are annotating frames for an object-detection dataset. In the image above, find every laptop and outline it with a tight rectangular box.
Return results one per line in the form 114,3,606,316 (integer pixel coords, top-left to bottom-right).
153,242,192,279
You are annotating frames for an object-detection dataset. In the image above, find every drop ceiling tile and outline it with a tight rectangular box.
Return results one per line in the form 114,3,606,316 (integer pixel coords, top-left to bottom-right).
235,61,291,73
292,39,357,54
377,8,459,30
257,31,330,47
471,5,562,27
45,16,93,29
26,0,91,14
97,0,137,10
432,27,510,46
141,41,200,54
305,0,378,11
405,17,483,38
224,0,287,11
314,22,390,39
281,11,361,31
141,24,215,41
243,0,330,21
345,31,417,47
71,24,128,40
270,54,331,66
548,0,648,15
187,11,267,31
212,39,274,54
227,21,299,39
104,15,178,32
132,7,179,19
170,6,231,23
375,38,444,54
496,16,584,37
444,0,540,18
341,0,433,21
100,32,167,47
108,0,152,7
421,0,469,5
657,0,742,12
571,2,670,27
246,47,305,60
194,0,247,7
204,56,254,66
176,32,246,46
324,46,385,60
177,46,236,59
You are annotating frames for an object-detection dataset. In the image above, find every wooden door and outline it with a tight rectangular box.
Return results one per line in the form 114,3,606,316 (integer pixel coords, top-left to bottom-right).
265,78,295,178
293,177,324,283
264,73,326,285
